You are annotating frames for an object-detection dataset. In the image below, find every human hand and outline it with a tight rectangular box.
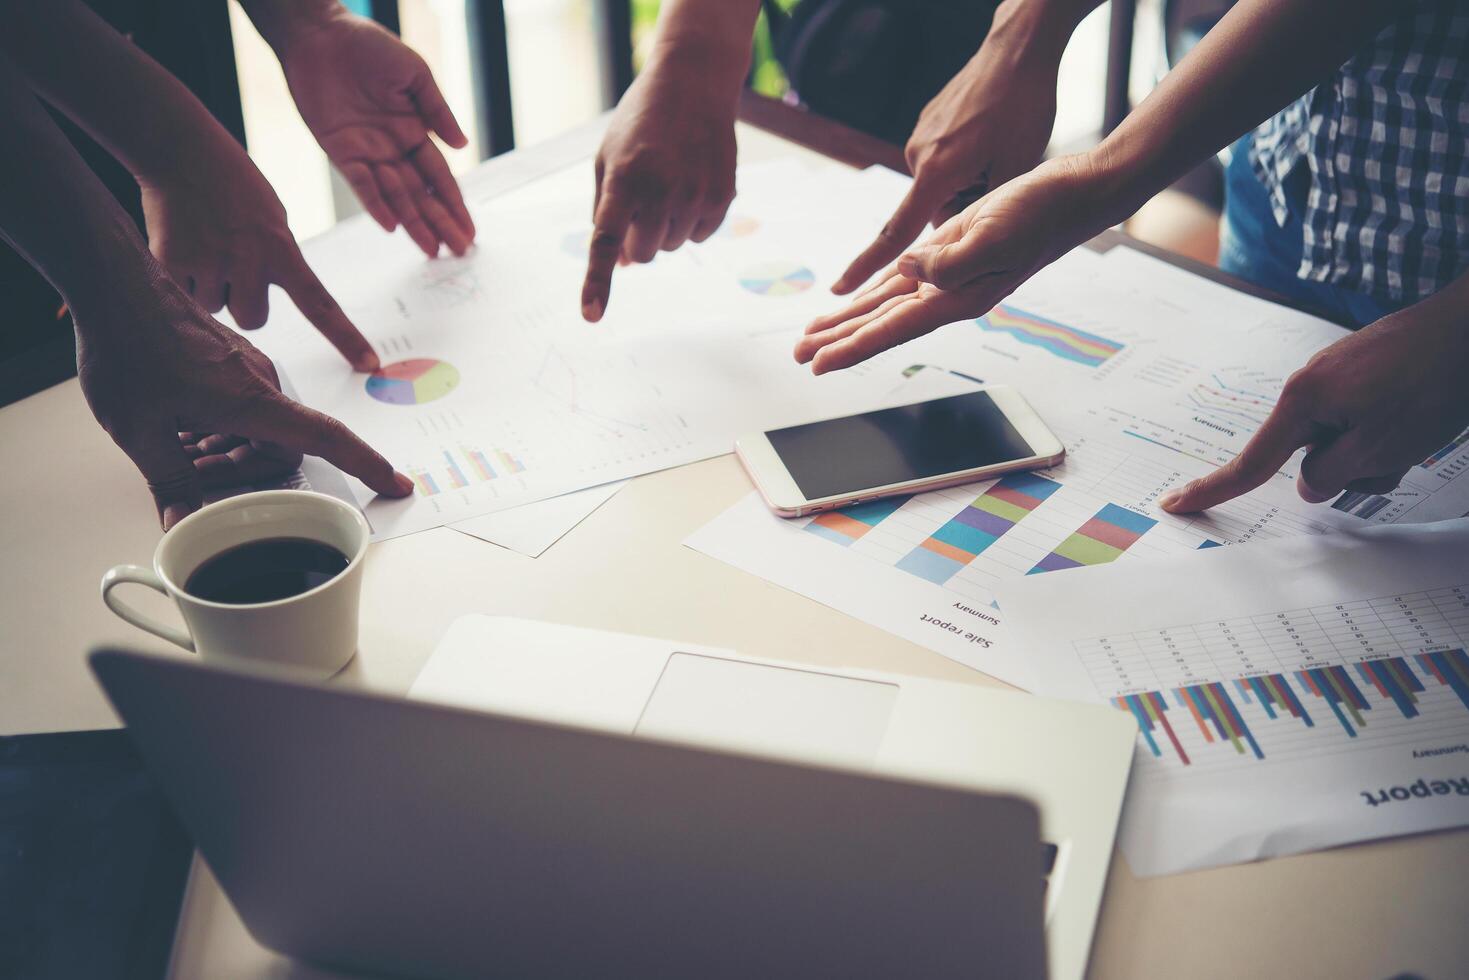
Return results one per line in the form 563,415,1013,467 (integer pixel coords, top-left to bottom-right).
1159,301,1469,513
797,155,1105,374
832,42,1059,294
74,278,412,529
581,49,739,322
277,11,474,257
139,136,379,371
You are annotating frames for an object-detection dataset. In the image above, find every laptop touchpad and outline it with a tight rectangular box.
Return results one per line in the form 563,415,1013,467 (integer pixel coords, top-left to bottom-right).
634,653,899,769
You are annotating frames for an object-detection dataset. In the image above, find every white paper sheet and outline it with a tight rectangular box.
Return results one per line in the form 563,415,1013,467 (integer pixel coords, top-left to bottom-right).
684,492,1031,687
995,519,1469,876
685,245,1469,683
451,482,624,557
248,160,983,540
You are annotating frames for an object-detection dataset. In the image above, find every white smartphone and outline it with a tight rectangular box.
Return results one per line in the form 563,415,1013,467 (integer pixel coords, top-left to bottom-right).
736,387,1066,518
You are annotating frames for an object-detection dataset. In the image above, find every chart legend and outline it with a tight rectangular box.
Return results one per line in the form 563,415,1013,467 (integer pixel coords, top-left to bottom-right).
977,304,1123,368
366,359,461,406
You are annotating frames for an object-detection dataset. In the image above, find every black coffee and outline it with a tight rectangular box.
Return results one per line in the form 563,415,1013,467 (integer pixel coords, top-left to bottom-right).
185,537,350,604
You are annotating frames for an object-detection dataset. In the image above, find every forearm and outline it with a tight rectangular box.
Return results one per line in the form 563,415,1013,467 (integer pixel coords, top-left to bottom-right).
1395,269,1469,357
1086,0,1397,224
0,0,238,187
236,0,344,59
985,0,1108,68
0,55,163,324
645,0,764,90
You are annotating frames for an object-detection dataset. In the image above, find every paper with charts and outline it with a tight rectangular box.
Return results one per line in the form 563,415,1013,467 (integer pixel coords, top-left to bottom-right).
246,159,976,539
994,519,1469,876
685,245,1469,686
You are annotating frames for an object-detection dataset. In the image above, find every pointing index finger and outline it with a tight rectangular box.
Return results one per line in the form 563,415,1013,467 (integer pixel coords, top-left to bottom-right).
832,182,942,295
276,250,379,372
582,185,635,322
1159,401,1319,514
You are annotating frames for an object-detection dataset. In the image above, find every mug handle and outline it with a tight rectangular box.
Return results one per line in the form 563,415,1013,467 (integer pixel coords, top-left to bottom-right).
101,565,195,651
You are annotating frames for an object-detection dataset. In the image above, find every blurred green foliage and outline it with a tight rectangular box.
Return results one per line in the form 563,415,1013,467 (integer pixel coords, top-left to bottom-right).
629,0,800,97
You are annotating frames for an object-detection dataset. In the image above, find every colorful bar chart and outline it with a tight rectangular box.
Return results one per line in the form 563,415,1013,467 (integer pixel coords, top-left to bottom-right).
803,496,911,546
1296,664,1372,736
409,445,526,497
1115,691,1191,765
1355,656,1426,719
1331,490,1393,519
977,304,1124,368
894,473,1062,584
1416,649,1469,711
1116,652,1469,766
1422,430,1469,468
1030,503,1157,574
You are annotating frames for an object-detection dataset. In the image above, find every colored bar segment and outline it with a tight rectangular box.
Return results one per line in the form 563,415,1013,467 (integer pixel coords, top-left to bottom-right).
1030,503,1156,574
895,475,1060,585
977,304,1124,368
1415,649,1469,712
805,495,912,546
443,451,469,489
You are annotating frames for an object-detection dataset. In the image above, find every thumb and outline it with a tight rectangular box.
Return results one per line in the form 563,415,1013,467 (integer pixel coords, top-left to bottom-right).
898,207,1017,290
898,240,969,289
1297,430,1371,503
832,182,943,294
127,425,203,530
408,68,468,149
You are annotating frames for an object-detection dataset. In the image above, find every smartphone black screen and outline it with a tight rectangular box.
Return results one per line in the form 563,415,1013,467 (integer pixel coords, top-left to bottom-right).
766,391,1038,500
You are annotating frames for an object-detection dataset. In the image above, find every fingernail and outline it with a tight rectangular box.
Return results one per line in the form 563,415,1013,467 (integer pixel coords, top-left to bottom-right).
583,298,603,322
1299,484,1332,504
1157,491,1184,511
830,278,849,294
393,472,416,496
162,502,197,531
897,255,920,278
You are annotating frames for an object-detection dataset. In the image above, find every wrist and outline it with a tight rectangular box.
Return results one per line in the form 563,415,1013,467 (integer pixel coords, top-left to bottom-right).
65,224,176,329
989,0,1097,67
646,31,750,96
1075,131,1168,230
240,0,345,60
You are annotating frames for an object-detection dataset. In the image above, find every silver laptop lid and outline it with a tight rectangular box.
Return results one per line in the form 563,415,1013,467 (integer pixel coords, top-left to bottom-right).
91,649,1047,979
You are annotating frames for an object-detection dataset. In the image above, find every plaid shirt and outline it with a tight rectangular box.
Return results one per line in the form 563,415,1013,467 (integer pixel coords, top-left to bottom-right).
1249,2,1469,305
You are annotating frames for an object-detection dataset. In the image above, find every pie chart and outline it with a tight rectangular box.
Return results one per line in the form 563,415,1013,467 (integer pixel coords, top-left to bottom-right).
365,358,460,406
739,260,815,296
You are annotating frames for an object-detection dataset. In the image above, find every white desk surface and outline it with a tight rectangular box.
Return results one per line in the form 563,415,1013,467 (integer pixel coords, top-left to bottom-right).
3,119,1464,980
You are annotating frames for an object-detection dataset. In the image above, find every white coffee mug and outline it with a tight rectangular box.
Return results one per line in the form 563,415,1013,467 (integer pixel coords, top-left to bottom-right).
101,490,369,677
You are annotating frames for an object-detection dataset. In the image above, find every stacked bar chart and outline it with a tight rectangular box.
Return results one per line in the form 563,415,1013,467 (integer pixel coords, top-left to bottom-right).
408,445,526,497
803,496,910,546
894,473,1061,584
977,304,1124,368
1416,649,1469,710
1030,503,1157,574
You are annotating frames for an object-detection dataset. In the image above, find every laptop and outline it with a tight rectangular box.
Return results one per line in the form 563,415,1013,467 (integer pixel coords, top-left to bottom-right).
91,625,1132,979
412,617,1136,980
